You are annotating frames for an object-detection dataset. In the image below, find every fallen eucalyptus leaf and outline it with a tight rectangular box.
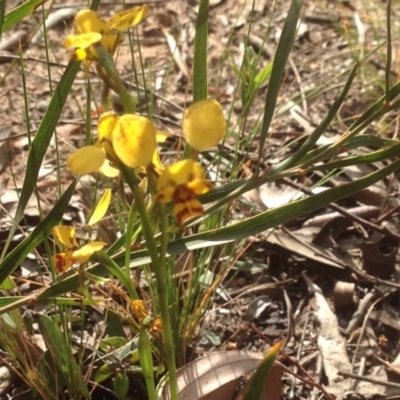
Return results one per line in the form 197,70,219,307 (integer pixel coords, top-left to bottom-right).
160,351,263,400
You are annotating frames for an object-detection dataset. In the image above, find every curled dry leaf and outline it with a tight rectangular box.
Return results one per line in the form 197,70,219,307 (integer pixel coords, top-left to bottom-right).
160,351,263,400
0,30,28,51
244,295,273,322
0,365,16,396
333,281,358,308
257,184,328,210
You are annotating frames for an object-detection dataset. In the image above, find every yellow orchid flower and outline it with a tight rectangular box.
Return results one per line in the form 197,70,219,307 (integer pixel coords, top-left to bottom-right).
52,225,107,273
156,159,212,226
67,112,158,176
183,99,226,152
64,6,150,62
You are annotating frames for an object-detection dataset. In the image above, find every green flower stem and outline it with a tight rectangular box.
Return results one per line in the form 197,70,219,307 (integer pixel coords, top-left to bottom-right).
96,45,137,114
121,165,178,400
95,46,178,400
125,199,138,280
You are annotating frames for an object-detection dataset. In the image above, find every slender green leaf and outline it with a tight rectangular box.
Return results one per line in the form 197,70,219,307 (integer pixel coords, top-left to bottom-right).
91,250,138,300
1,0,47,34
139,327,157,400
254,62,272,86
1,61,80,261
243,342,281,400
37,158,400,299
193,0,209,102
271,61,358,173
113,372,129,400
258,0,302,163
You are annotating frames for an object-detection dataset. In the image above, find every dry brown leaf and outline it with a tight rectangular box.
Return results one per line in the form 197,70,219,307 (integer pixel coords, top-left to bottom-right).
161,351,263,400
261,228,346,269
303,274,352,396
0,30,28,51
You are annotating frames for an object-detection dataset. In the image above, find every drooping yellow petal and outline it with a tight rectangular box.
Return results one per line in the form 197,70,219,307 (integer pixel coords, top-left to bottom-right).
183,99,226,152
98,112,120,142
113,114,157,168
88,189,112,226
67,146,106,175
108,5,150,31
72,241,107,264
97,159,120,178
74,9,110,35
64,32,102,49
52,226,78,249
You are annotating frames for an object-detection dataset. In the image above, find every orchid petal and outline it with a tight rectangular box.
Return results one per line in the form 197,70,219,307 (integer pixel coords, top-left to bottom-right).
52,226,78,249
183,99,226,152
73,242,107,264
64,32,102,49
88,189,112,226
108,5,150,31
67,146,106,175
113,114,157,168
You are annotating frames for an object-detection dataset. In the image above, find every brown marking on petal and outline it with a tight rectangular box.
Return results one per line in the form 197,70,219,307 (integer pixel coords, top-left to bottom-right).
54,254,66,273
172,186,205,225
175,205,204,226
155,193,165,202
167,179,177,188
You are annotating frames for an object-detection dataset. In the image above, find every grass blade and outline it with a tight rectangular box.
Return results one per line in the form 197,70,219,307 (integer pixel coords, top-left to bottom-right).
243,342,282,400
193,0,209,102
271,61,358,173
258,0,302,164
1,0,47,34
38,158,400,299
